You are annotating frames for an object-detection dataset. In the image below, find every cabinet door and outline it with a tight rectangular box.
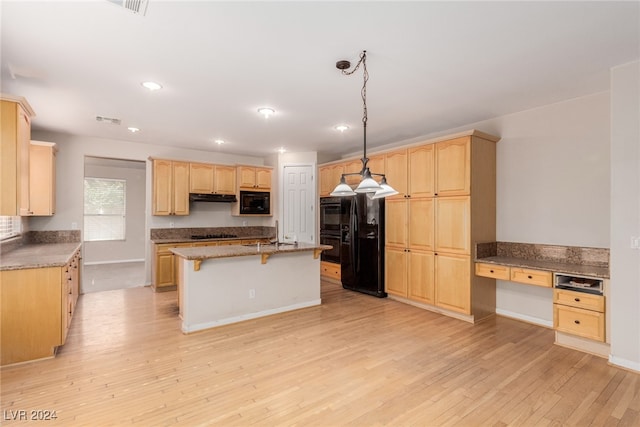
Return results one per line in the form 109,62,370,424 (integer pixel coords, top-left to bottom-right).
408,250,435,304
384,149,408,198
152,159,173,215
330,164,345,191
385,199,407,248
435,253,470,314
368,155,385,183
385,247,407,297
435,137,470,196
190,163,214,193
344,159,363,186
172,161,190,216
29,143,56,216
238,167,257,188
319,166,332,197
156,252,175,288
409,144,434,197
18,107,31,216
255,168,272,189
435,196,470,255
409,198,434,251
214,166,236,194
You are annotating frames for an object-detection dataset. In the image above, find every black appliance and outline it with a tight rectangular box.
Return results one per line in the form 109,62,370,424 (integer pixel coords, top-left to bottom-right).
340,194,386,298
239,191,270,215
189,193,237,203
319,197,344,263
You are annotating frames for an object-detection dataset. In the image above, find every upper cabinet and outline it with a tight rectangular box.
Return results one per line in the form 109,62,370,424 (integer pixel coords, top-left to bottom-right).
152,159,190,216
29,141,57,216
1,96,35,216
435,137,470,196
190,163,236,195
237,166,272,190
318,164,344,197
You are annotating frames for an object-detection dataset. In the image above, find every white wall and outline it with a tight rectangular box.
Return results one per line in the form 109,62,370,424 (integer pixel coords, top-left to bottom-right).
609,61,640,371
83,162,146,264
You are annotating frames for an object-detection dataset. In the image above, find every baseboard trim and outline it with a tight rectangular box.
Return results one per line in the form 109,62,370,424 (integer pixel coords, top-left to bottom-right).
495,308,553,328
609,355,640,373
83,259,145,266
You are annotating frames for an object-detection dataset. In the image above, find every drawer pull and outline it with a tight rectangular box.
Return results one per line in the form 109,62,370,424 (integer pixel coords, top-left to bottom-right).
574,320,580,325
527,275,533,279
490,270,494,273
574,298,581,302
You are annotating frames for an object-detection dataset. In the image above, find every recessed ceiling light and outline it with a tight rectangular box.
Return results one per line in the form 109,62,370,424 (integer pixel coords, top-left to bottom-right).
127,127,140,133
335,124,349,132
214,139,225,145
278,147,286,154
257,107,275,118
141,81,162,91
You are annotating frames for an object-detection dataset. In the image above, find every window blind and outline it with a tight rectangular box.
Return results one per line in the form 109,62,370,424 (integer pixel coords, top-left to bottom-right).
84,177,126,241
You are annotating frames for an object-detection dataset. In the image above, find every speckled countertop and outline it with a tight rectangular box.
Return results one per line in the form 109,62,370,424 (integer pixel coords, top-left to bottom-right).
1,242,82,271
152,234,271,244
475,242,609,279
170,242,332,261
150,226,274,244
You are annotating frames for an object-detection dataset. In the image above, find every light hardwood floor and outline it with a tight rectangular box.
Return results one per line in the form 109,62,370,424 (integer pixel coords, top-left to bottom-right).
1,281,638,426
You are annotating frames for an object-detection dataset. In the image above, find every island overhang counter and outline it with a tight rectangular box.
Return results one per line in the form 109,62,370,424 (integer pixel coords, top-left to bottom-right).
171,243,332,333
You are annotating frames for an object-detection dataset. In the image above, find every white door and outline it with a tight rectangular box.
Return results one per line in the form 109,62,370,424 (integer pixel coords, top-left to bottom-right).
282,165,315,243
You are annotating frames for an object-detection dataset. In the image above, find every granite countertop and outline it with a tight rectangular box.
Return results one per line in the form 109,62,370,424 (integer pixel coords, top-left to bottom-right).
475,241,610,279
0,242,82,271
151,234,271,244
170,242,332,261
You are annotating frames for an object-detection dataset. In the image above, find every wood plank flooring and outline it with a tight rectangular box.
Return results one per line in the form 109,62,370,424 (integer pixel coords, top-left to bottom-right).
1,280,639,426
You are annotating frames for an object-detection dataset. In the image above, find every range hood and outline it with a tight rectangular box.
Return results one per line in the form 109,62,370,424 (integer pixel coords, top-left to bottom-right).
189,193,237,203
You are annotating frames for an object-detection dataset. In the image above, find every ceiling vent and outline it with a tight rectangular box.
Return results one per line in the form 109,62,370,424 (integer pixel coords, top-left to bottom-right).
96,116,122,125
106,0,149,16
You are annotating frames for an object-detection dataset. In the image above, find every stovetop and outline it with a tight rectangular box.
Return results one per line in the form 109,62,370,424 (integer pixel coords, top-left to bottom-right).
190,233,238,240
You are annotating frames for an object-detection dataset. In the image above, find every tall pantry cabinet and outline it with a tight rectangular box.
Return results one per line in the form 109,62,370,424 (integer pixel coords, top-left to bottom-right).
385,132,499,323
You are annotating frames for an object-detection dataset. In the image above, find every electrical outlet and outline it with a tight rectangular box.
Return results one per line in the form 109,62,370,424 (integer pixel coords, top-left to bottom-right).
631,236,640,250
169,221,175,228
249,289,256,299
242,220,248,226
71,222,77,230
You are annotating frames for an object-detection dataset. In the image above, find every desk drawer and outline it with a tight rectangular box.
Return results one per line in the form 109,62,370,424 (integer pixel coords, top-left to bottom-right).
554,289,604,312
475,263,510,280
510,268,552,287
321,261,341,280
554,304,605,342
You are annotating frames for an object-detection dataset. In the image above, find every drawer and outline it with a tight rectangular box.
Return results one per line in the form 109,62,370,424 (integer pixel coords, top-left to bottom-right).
321,261,341,280
475,263,510,280
554,289,604,312
554,304,605,342
510,268,552,287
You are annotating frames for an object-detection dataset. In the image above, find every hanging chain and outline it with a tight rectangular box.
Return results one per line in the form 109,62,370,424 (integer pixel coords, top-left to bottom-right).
341,50,369,167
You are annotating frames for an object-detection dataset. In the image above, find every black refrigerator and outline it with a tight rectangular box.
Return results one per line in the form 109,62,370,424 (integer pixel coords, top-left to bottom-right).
340,194,386,298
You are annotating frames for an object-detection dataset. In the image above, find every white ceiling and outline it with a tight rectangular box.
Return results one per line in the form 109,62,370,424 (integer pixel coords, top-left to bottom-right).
1,1,638,159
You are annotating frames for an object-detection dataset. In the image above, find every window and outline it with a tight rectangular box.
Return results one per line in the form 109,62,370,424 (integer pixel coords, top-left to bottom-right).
0,216,21,241
84,177,126,241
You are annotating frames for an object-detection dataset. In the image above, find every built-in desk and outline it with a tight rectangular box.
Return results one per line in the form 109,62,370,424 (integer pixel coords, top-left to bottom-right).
474,242,610,357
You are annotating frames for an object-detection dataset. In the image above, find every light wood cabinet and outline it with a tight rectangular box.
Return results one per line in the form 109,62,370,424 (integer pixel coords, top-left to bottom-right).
190,163,236,195
384,132,499,322
152,242,192,291
553,289,605,342
319,164,345,197
29,141,56,216
152,159,190,216
510,268,552,288
320,261,341,281
0,247,81,366
237,166,272,190
1,96,34,216
475,263,510,280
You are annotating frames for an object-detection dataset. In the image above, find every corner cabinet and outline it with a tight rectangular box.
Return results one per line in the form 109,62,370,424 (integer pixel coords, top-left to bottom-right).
1,96,35,216
384,132,499,323
0,247,81,366
152,159,190,216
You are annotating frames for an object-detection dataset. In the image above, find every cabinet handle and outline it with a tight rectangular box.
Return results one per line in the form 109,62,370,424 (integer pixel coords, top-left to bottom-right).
574,298,581,302
490,270,494,273
574,320,580,325
527,275,533,279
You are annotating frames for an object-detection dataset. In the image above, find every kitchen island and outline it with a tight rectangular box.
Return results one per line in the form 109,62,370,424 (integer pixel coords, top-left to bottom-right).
171,242,331,333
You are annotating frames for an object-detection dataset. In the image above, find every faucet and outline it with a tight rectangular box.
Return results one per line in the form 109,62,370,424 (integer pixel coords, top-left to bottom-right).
273,220,279,247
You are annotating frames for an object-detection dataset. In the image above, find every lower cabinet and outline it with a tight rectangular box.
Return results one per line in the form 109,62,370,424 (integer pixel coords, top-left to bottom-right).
320,261,341,281
0,247,81,366
386,248,435,305
553,289,605,342
434,253,470,314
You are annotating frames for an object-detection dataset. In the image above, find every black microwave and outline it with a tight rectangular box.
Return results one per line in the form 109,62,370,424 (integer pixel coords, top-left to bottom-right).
239,191,270,215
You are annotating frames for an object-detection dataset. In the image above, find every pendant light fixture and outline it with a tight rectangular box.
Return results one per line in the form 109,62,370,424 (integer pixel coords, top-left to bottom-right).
330,51,397,198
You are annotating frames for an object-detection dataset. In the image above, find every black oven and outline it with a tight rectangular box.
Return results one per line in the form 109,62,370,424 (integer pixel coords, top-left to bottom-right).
320,197,343,234
239,191,270,215
320,234,341,263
